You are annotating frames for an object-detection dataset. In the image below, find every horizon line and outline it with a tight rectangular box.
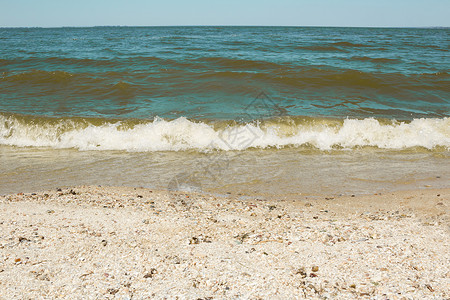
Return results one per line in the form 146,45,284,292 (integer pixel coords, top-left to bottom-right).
1,25,449,29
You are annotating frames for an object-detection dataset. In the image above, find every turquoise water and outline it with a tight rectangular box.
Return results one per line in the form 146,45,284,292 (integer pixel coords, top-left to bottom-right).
1,26,448,121
0,27,448,195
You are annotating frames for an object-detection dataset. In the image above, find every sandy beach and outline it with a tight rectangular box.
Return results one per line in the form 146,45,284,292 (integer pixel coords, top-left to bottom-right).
0,186,448,299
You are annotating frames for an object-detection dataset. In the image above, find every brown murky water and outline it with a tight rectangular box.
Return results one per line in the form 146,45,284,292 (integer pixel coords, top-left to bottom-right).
1,145,448,196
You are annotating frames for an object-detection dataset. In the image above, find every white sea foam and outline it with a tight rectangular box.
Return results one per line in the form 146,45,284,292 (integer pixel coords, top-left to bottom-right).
0,115,448,151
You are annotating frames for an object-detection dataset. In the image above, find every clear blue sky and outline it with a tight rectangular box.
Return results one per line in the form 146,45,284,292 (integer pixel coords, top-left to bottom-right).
1,0,449,27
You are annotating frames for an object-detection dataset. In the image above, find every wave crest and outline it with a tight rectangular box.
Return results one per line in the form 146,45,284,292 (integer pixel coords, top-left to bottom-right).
0,114,448,151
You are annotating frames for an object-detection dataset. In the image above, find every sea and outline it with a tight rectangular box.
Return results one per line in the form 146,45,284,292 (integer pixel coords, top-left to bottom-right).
0,26,449,196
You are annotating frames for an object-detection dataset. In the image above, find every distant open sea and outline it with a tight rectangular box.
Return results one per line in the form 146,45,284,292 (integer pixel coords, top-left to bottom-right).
0,26,449,196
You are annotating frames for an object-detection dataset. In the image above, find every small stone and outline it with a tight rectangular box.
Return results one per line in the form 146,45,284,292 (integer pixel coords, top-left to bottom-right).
37,273,50,281
312,266,319,272
101,240,107,246
46,210,55,214
144,268,157,278
107,288,120,295
294,267,307,278
31,269,50,281
350,284,356,289
307,284,318,292
189,237,200,245
310,273,318,277
425,284,434,292
14,258,21,263
189,235,211,244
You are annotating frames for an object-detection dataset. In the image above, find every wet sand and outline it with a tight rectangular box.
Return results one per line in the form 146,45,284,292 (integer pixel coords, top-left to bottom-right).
0,186,449,299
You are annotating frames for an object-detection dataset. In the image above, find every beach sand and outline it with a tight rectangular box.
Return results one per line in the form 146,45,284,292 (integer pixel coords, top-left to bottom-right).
0,186,448,299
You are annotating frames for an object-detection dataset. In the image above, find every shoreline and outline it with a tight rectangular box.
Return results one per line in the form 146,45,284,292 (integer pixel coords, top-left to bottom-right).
0,186,448,298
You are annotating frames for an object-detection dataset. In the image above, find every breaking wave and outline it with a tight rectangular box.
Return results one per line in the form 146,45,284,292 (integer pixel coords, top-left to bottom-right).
0,113,448,152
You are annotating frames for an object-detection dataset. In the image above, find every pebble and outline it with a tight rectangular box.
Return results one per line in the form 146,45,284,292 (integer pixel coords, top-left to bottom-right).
425,284,434,292
107,288,120,295
294,267,307,278
143,268,157,278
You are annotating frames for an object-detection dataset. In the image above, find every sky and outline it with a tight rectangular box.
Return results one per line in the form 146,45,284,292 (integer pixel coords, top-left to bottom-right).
1,0,449,28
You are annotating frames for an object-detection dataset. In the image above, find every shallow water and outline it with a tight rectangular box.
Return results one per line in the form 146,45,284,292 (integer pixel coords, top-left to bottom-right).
0,145,448,196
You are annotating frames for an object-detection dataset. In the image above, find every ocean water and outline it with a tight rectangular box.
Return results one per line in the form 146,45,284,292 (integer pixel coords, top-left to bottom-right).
0,26,449,195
